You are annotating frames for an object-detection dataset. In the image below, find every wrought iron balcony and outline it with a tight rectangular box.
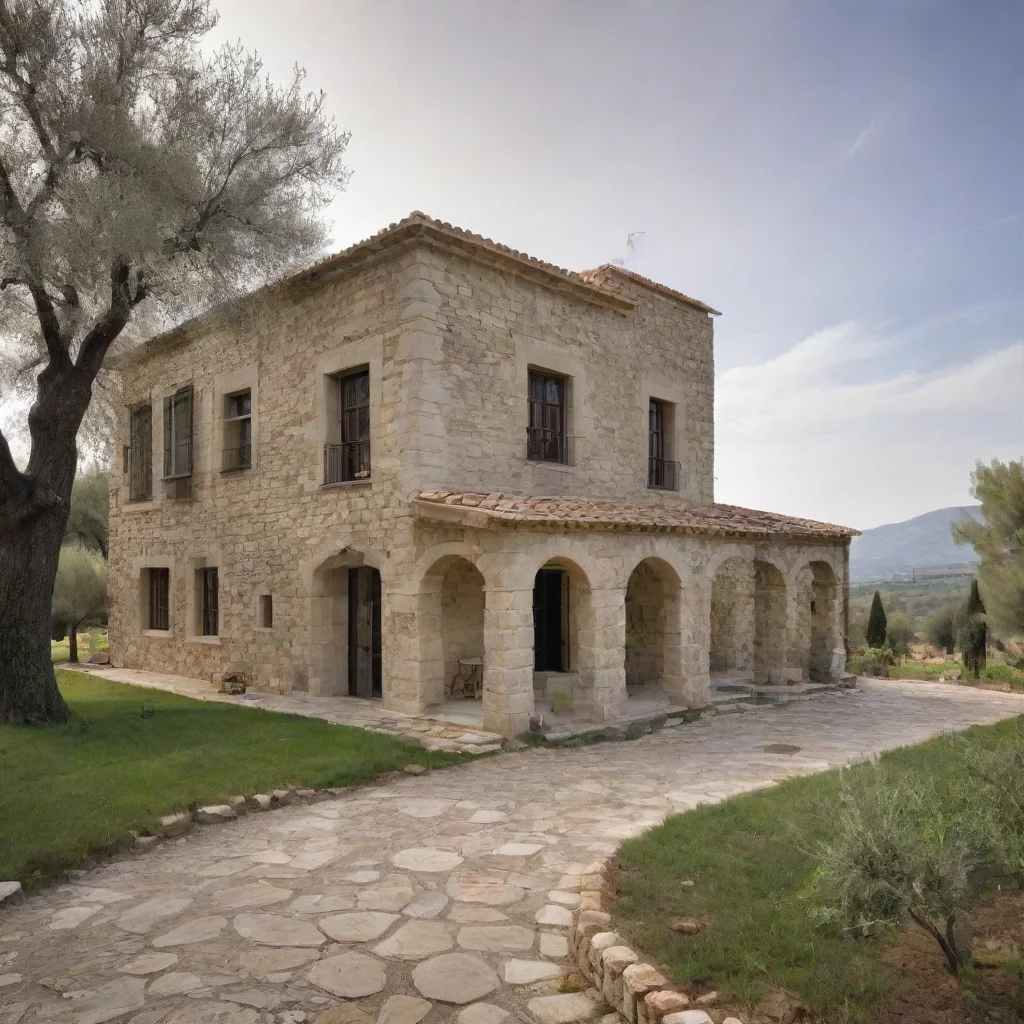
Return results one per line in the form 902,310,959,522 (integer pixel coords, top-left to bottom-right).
647,456,680,491
325,439,371,484
526,427,574,466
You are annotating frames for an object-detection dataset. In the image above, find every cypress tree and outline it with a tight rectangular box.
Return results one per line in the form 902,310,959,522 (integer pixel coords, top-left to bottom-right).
866,590,888,648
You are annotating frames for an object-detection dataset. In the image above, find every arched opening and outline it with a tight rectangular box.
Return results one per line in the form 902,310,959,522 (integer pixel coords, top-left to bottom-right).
753,560,787,684
809,561,838,682
419,556,486,712
310,554,382,698
710,557,755,677
532,558,592,714
625,558,683,704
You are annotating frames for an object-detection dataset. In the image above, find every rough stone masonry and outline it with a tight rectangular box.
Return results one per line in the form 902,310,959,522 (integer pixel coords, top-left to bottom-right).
108,212,857,737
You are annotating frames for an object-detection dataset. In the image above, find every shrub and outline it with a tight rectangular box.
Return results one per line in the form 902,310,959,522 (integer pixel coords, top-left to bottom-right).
811,765,994,975
926,603,960,655
980,664,1024,689
885,612,916,660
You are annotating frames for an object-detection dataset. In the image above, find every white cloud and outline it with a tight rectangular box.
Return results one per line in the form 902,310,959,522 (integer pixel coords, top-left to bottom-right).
840,118,877,163
715,327,1024,528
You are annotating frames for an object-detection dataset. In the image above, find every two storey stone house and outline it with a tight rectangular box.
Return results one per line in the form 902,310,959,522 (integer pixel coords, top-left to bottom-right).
108,212,856,736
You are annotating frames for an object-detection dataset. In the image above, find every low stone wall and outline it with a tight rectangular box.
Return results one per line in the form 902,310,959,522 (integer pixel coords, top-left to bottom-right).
570,860,744,1024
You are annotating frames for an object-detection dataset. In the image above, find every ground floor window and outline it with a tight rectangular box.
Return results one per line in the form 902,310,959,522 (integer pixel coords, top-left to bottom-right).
147,568,170,631
200,567,219,636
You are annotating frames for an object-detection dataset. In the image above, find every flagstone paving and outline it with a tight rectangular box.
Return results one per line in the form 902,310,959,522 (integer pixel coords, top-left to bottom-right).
2,680,1022,1024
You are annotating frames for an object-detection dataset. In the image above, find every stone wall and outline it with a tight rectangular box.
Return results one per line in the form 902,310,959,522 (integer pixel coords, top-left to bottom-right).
625,561,666,688
709,557,754,672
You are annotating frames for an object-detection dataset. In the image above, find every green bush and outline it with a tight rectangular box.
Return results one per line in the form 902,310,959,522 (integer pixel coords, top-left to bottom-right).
885,612,916,659
980,664,1024,689
926,603,960,654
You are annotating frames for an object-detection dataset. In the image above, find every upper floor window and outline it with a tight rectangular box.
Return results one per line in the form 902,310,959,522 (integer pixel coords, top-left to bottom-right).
648,398,678,490
527,369,571,464
200,567,219,636
126,403,153,502
147,568,170,631
325,368,371,484
223,389,252,472
163,385,193,481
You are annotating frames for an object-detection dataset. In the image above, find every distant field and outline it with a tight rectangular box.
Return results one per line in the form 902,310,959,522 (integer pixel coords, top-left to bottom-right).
849,570,973,637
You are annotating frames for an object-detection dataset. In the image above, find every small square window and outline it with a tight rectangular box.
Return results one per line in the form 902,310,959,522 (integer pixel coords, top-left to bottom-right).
260,594,273,629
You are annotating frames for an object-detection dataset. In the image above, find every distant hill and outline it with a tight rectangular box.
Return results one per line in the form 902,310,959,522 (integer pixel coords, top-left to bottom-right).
850,506,983,581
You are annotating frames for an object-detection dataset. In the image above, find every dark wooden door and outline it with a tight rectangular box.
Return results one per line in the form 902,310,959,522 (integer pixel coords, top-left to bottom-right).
348,567,382,698
533,568,567,671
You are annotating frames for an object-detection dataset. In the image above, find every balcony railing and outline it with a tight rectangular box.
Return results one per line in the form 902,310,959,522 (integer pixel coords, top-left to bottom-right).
222,444,252,472
526,427,574,466
325,440,371,484
647,456,680,491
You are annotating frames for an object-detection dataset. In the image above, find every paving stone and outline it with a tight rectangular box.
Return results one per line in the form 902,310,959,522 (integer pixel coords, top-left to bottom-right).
69,887,134,904
446,880,524,906
307,951,387,998
402,891,449,918
0,973,23,986
115,896,193,934
152,915,227,946
376,994,432,1024
502,959,566,984
319,912,398,942
312,1007,373,1024
374,919,454,960
526,993,599,1024
162,1002,259,1023
71,976,146,1024
213,883,293,910
147,970,205,995
239,947,321,978
392,848,464,872
468,810,509,824
49,905,101,930
448,904,509,923
539,933,570,958
198,860,250,878
411,952,499,1004
220,988,280,1009
119,952,179,975
290,894,355,914
250,850,292,864
456,925,535,952
397,800,452,818
457,1005,510,1024
547,891,582,907
339,870,380,883
233,913,326,946
291,850,341,871
358,880,416,912
492,843,544,857
535,905,574,928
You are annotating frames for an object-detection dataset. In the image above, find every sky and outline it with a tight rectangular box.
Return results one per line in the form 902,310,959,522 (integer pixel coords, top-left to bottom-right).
202,0,1022,531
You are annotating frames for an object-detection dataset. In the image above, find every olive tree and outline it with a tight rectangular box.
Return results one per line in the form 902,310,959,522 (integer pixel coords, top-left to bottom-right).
0,0,348,723
52,542,107,663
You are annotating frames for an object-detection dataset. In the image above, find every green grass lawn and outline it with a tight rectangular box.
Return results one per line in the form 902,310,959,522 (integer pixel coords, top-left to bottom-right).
610,715,1024,1024
0,670,471,886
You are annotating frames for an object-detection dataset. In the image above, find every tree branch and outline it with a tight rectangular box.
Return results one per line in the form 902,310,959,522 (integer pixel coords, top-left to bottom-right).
74,258,145,379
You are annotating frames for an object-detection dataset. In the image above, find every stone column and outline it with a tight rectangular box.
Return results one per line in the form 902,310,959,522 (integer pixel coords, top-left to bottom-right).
383,579,434,716
576,586,628,722
675,577,710,707
482,587,535,737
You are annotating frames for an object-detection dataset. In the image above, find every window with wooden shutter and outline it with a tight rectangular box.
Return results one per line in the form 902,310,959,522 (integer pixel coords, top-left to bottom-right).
163,386,193,479
127,403,152,501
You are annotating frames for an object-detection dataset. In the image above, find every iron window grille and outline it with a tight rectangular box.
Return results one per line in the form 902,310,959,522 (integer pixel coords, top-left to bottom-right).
125,403,153,501
222,390,252,471
647,399,680,490
200,567,218,636
325,369,371,483
148,568,170,631
527,370,570,464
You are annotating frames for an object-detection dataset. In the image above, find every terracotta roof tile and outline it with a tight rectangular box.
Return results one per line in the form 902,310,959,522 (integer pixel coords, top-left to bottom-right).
414,491,858,539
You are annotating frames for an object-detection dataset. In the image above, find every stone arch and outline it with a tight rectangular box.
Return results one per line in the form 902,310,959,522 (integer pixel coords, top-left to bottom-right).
418,554,486,707
625,557,684,701
308,547,386,698
754,559,788,684
808,560,839,682
530,554,593,677
709,556,755,674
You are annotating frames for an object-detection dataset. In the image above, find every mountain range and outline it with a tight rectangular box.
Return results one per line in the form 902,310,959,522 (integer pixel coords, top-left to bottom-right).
849,505,983,580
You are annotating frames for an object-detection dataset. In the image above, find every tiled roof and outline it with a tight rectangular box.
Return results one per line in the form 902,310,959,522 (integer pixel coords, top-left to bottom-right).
118,212,718,366
414,491,859,539
579,264,722,316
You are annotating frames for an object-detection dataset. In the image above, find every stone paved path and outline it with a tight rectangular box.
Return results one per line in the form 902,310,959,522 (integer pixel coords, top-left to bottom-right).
2,681,1022,1024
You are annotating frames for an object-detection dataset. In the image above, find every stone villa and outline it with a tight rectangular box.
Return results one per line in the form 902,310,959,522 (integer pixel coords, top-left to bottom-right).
108,212,857,736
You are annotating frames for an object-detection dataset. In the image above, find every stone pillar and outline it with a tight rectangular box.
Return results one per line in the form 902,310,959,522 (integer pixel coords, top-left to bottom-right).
383,579,433,716
675,578,710,707
576,586,629,721
786,567,813,684
482,587,535,737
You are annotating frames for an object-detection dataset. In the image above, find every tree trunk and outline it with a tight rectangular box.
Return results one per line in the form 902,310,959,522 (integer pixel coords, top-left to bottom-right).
68,620,79,664
0,503,72,723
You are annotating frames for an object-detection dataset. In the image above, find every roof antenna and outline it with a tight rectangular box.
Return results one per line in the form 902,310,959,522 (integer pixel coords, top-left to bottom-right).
611,231,645,271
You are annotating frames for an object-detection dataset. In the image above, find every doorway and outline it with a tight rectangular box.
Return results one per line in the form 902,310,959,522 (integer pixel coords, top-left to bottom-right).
533,567,568,671
348,566,382,697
